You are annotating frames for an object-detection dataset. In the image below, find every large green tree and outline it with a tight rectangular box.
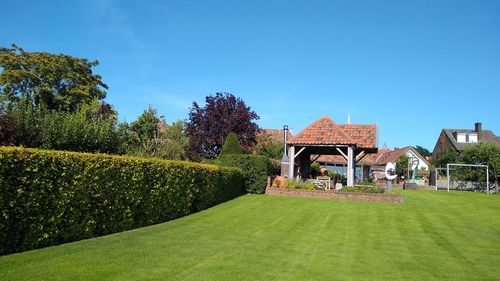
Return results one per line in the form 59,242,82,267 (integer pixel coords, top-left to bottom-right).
254,131,283,160
0,44,108,111
460,142,500,186
433,149,458,168
126,106,188,160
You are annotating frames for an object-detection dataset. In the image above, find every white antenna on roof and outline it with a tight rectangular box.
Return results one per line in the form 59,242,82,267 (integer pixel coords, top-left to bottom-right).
347,113,351,124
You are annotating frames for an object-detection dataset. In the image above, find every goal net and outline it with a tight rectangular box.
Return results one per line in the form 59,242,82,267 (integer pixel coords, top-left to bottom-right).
446,163,491,193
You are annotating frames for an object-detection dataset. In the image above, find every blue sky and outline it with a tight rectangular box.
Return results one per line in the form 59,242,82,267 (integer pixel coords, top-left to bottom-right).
1,0,499,151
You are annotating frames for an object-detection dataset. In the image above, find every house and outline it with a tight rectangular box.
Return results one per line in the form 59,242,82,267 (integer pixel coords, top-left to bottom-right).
282,115,378,186
372,146,430,181
314,146,430,182
432,122,500,159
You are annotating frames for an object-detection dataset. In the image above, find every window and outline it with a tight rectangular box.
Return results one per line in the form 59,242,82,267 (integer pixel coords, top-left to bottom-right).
468,133,478,143
457,132,478,143
457,133,466,143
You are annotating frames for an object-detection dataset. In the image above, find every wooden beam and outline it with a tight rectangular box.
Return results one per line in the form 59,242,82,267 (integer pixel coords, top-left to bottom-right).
336,148,348,160
294,147,306,159
355,151,366,163
310,155,321,163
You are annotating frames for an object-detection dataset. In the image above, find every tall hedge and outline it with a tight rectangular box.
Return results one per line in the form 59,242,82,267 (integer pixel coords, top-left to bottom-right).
213,154,272,194
0,147,244,255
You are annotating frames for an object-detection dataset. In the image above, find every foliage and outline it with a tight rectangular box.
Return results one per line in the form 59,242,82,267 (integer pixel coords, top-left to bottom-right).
0,113,16,145
414,145,431,157
310,162,320,178
286,180,315,190
0,45,108,112
268,159,281,176
359,178,376,187
5,98,125,154
254,131,283,160
396,155,410,178
125,107,189,160
162,120,189,160
187,92,259,160
433,149,458,168
220,132,242,155
417,167,430,177
0,146,244,255
459,142,500,185
212,154,271,194
272,176,287,188
129,106,164,142
339,185,380,193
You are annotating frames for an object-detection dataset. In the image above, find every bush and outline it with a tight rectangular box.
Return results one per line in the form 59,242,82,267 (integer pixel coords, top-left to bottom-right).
272,176,287,188
7,99,126,154
212,154,271,194
0,146,244,255
220,132,242,155
339,185,381,193
286,180,315,190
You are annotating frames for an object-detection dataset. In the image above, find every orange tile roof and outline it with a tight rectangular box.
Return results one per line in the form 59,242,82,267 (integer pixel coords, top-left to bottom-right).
375,146,430,166
288,115,377,148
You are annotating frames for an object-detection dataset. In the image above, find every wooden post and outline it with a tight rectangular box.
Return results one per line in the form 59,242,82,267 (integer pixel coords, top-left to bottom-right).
288,145,295,180
347,146,355,186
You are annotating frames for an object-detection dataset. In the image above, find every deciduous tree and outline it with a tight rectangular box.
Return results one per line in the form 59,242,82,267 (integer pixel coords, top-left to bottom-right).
414,145,431,157
460,142,500,185
254,131,283,160
187,93,259,159
0,44,108,111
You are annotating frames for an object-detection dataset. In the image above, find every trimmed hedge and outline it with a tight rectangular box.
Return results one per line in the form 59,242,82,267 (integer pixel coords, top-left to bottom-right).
0,147,244,255
212,154,272,194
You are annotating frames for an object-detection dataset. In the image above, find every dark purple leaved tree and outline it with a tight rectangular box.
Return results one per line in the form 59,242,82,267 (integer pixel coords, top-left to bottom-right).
187,93,260,160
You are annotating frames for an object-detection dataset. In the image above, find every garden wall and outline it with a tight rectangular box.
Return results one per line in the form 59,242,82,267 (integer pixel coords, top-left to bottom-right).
265,187,404,203
0,147,244,255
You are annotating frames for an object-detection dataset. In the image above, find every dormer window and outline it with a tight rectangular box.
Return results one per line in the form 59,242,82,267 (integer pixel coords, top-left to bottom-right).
468,133,478,143
456,132,478,143
457,133,466,143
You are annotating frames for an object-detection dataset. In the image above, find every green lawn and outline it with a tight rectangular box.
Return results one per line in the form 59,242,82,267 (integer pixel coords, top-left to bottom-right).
1,191,500,280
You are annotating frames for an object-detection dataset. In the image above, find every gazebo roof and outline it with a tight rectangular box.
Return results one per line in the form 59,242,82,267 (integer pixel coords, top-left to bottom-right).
288,115,377,148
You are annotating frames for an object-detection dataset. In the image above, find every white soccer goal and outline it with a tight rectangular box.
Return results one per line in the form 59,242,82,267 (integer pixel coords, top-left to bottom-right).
446,163,490,194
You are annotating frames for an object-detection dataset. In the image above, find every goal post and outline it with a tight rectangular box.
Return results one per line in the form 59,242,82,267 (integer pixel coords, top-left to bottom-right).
446,163,490,194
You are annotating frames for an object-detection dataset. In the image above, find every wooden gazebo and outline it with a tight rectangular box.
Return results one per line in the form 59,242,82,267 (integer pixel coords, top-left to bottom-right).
282,115,378,186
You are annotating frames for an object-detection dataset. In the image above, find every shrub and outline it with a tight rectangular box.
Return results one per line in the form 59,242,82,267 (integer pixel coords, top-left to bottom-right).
359,178,376,187
212,154,271,194
286,180,315,190
7,99,126,154
339,185,381,193
310,162,320,178
220,132,242,155
0,146,244,255
272,176,287,188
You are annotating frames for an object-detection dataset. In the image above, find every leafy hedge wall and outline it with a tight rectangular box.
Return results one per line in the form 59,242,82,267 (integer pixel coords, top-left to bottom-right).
212,154,272,194
0,147,244,255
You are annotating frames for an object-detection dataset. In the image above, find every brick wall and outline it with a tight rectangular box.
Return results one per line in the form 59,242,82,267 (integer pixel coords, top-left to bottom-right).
265,187,404,203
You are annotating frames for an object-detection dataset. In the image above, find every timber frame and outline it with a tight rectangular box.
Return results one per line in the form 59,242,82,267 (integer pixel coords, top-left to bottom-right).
286,144,377,186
